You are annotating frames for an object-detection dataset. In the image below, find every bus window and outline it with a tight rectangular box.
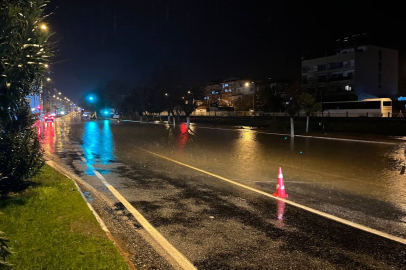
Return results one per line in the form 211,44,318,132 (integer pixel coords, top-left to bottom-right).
383,101,392,106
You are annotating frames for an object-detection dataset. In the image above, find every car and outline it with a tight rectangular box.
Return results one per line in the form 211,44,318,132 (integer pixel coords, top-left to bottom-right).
82,111,91,119
44,114,54,122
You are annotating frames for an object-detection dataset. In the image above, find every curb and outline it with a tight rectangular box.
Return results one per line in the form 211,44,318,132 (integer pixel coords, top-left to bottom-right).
45,160,136,270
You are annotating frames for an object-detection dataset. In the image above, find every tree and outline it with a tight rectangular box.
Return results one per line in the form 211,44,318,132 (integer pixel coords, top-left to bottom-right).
177,86,203,127
150,66,183,122
285,82,302,137
299,92,321,133
0,0,53,184
234,96,252,111
257,85,285,112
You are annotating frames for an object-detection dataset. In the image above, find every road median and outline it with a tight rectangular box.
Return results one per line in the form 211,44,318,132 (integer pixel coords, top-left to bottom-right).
0,164,130,269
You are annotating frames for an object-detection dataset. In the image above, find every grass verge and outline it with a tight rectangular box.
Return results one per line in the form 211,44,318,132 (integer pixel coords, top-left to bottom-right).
0,165,129,269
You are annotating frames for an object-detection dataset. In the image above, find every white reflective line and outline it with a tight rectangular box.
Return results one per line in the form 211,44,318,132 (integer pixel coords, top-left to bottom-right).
295,134,399,145
135,146,406,245
93,170,105,181
123,120,401,145
198,126,400,145
91,168,197,270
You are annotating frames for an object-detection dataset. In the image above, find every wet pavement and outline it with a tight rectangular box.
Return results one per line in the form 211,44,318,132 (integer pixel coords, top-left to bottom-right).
40,114,406,270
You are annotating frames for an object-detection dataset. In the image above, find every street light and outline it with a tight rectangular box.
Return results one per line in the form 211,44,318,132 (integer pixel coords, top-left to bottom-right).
46,78,51,82
165,93,168,96
40,24,47,31
44,64,49,68
58,92,61,95
245,82,249,87
188,91,191,94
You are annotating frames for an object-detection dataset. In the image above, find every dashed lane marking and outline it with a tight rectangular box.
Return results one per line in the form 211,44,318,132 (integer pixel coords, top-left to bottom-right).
134,146,406,246
91,169,197,270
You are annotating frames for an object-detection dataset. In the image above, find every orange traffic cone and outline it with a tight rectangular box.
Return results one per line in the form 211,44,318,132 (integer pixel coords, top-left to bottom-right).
273,167,288,198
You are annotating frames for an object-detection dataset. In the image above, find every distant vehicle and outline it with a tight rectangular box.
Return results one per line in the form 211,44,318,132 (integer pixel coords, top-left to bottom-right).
44,114,54,122
322,98,392,117
82,111,91,119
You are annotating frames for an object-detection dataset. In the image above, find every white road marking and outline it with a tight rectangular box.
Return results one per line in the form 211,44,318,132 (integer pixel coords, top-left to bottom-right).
195,126,400,145
135,146,406,245
122,119,401,145
91,170,197,270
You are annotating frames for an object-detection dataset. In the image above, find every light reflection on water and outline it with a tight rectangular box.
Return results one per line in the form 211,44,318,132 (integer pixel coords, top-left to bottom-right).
82,120,114,166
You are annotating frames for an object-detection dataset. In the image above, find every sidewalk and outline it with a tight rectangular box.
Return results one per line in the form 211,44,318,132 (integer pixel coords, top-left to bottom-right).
0,165,130,269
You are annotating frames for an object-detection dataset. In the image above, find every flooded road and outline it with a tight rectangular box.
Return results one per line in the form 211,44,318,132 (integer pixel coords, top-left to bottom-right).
40,114,406,269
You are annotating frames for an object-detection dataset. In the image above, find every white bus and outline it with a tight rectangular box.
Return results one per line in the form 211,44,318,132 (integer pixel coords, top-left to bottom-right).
322,98,392,117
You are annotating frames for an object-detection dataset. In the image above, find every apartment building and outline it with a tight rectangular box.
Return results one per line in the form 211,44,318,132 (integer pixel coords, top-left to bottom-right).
302,44,398,101
204,77,256,107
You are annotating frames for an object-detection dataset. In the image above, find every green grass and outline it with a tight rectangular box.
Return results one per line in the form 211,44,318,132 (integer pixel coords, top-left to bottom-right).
0,165,129,270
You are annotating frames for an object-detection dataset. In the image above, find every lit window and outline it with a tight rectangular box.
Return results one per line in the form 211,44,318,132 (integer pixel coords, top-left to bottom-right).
225,84,228,87
212,91,215,94
225,90,228,92
229,89,232,92
345,85,352,91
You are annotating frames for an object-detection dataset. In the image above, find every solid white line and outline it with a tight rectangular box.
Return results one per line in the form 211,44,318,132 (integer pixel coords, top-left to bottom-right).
91,169,197,270
195,126,400,145
135,146,406,245
121,120,401,145
295,134,398,145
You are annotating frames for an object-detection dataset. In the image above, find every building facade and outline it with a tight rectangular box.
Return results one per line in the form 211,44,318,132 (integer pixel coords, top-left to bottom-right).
302,45,398,101
203,77,257,108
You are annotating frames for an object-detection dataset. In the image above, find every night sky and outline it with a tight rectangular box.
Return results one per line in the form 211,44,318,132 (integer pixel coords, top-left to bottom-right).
46,0,405,102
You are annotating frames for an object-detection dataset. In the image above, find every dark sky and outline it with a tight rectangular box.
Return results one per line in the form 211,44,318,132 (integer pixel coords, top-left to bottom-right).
46,0,405,102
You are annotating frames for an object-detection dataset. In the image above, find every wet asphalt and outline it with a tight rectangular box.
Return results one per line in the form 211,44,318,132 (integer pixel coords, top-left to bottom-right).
40,115,406,270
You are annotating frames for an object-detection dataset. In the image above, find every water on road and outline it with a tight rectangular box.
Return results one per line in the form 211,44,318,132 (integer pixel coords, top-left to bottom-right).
40,115,406,270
